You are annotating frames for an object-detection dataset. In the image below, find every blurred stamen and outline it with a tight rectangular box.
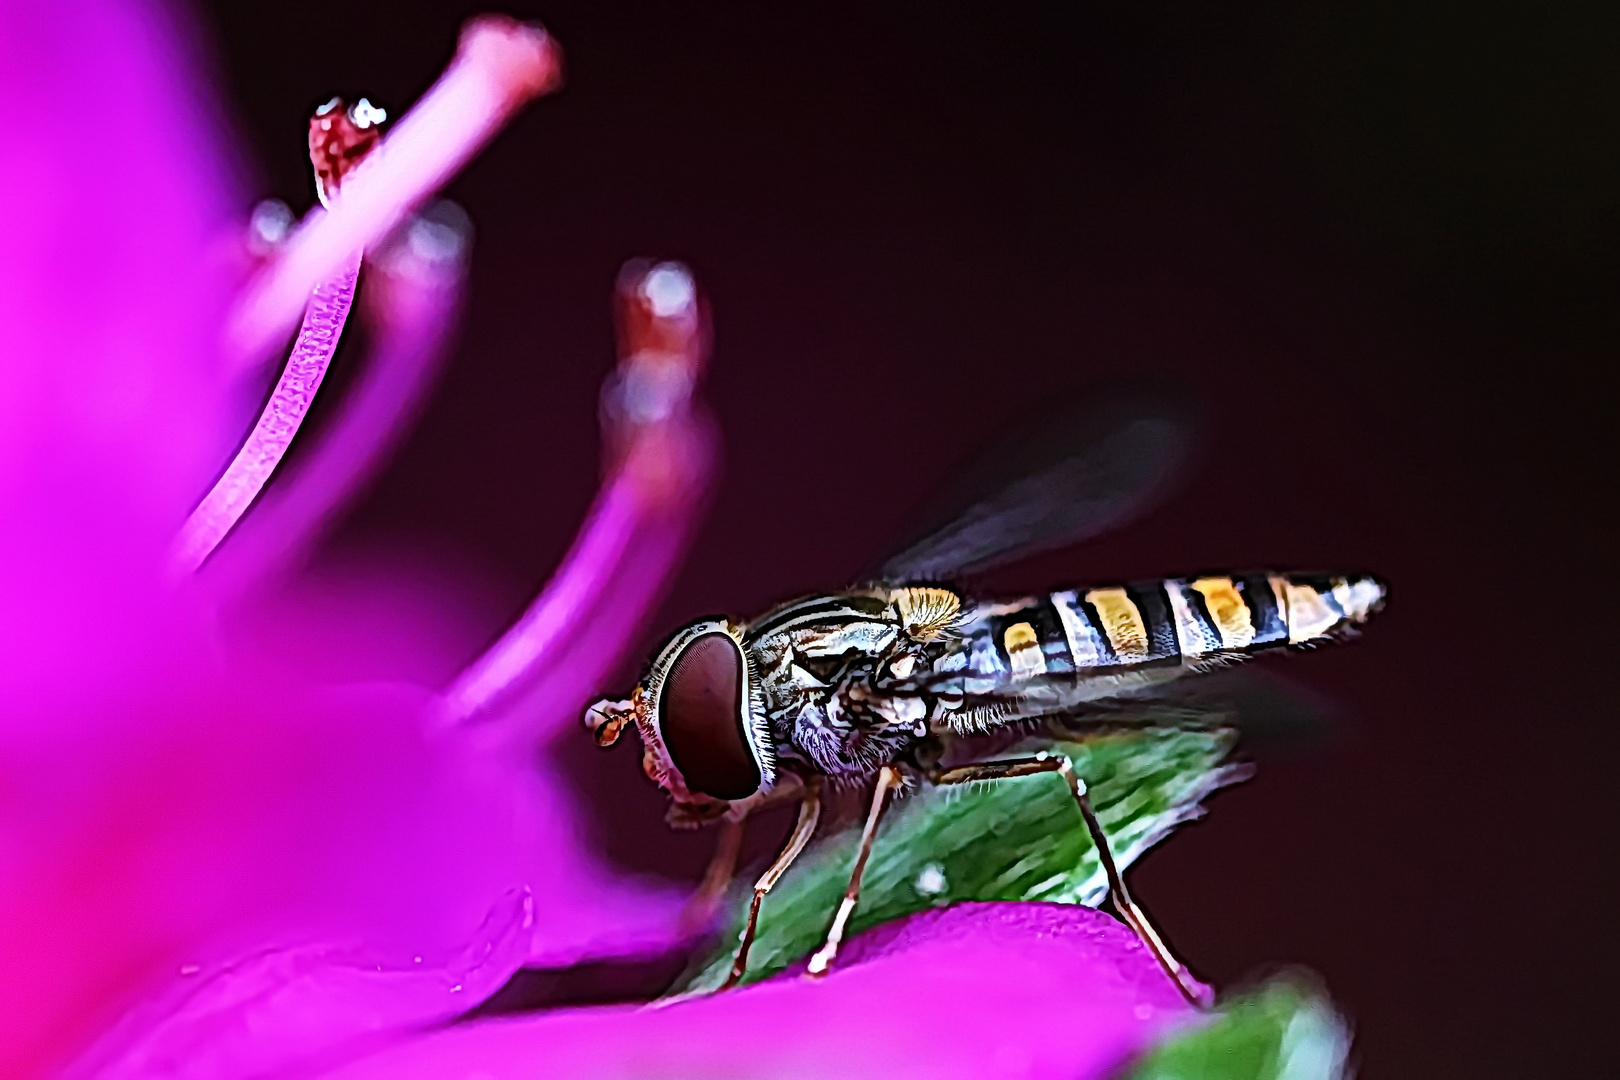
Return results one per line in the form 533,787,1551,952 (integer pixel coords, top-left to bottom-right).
225,16,561,370
248,199,295,255
442,261,714,728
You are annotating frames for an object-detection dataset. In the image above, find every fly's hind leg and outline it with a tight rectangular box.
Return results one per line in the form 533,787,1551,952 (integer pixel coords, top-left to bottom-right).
721,782,822,990
805,764,903,977
932,753,1204,1006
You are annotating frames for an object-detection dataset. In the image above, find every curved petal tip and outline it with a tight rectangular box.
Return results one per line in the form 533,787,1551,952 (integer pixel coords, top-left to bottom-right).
68,888,535,1080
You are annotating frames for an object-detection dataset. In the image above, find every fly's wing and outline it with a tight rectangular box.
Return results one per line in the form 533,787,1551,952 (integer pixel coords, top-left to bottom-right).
909,665,1339,750
1151,666,1344,748
875,382,1198,584
869,384,1340,748
1044,669,1342,749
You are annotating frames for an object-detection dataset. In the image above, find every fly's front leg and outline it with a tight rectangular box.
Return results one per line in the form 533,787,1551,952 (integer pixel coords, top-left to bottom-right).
684,776,809,935
806,764,903,977
722,782,822,990
932,753,1205,1007
680,812,747,935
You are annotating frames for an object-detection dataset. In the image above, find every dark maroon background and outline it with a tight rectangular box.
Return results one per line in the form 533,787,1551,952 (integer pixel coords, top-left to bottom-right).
200,2,1613,1076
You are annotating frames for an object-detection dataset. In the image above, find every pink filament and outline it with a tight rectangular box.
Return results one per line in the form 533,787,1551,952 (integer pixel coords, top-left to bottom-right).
224,17,561,370
173,254,361,573
443,432,713,732
443,262,715,733
446,477,642,720
492,429,716,752
200,216,467,597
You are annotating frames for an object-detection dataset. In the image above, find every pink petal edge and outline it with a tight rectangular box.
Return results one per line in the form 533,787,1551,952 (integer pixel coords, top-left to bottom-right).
307,903,1205,1080
64,888,534,1080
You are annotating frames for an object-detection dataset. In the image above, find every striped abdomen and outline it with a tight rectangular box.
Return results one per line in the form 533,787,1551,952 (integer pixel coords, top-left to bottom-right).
952,572,1384,690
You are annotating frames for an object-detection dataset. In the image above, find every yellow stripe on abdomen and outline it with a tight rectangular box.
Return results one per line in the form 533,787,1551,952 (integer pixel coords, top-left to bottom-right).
1190,577,1255,649
1002,620,1047,680
1277,577,1341,643
1084,588,1150,662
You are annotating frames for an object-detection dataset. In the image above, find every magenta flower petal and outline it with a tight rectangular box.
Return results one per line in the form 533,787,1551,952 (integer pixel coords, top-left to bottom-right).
0,0,741,1075
0,0,238,721
66,889,534,1080
1,654,674,1075
307,903,1202,1080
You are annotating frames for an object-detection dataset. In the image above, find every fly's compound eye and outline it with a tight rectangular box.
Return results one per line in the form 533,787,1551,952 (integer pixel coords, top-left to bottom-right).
657,632,761,801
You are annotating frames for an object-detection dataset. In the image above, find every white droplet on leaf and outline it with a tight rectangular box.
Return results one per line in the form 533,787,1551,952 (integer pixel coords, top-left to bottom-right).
914,862,948,897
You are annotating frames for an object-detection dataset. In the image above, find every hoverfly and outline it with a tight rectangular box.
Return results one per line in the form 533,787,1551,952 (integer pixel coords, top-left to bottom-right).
585,388,1385,1003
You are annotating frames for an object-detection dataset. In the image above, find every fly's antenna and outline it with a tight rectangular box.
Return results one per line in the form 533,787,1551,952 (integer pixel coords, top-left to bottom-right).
585,695,638,746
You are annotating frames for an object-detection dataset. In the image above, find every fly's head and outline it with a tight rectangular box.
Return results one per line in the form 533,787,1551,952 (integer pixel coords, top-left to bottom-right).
585,619,775,826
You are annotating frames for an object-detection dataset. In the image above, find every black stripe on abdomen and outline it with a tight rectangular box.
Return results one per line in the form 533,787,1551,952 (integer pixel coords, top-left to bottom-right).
989,597,1077,676
1236,573,1289,649
1125,581,1182,667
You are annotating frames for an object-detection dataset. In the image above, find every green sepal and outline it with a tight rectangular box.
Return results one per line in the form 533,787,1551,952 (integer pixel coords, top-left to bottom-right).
1119,977,1352,1080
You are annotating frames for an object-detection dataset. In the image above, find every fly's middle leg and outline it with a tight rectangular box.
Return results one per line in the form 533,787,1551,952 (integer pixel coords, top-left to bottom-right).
721,783,822,990
805,764,903,977
931,753,1206,1007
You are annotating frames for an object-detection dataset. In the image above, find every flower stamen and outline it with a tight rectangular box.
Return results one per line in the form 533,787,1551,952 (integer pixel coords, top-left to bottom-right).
442,261,715,729
225,16,562,371
172,99,385,574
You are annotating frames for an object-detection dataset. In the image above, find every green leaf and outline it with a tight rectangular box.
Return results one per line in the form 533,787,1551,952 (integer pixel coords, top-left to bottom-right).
668,726,1242,995
1119,978,1352,1080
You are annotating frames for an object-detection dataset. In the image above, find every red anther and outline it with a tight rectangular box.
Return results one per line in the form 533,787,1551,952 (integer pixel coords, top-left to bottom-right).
613,260,707,371
308,99,383,205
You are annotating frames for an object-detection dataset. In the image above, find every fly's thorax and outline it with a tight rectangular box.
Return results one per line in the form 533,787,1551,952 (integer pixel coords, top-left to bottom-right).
584,617,776,815
745,593,904,704
739,589,965,778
